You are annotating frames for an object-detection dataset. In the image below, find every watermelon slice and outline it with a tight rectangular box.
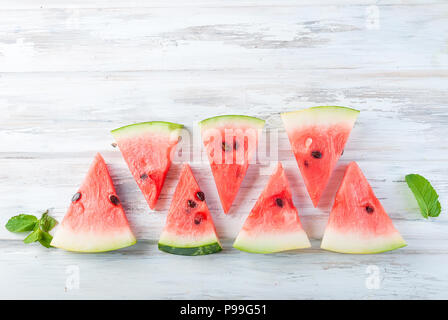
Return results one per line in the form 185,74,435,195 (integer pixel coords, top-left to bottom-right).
158,164,222,255
321,162,406,254
199,115,265,213
281,106,359,207
51,153,136,252
111,121,183,210
233,162,311,253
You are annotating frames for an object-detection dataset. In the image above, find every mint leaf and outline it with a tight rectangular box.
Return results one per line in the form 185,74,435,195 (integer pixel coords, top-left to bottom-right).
5,214,38,232
38,231,53,248
39,211,57,232
23,225,42,244
405,174,441,218
6,210,57,248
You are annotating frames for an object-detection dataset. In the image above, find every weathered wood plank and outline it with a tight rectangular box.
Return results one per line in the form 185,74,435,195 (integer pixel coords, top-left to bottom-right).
1,0,447,10
1,239,447,299
0,0,447,300
0,4,447,72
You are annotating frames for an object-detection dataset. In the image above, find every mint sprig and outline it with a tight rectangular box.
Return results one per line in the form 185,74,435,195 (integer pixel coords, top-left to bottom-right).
5,210,58,248
405,174,442,219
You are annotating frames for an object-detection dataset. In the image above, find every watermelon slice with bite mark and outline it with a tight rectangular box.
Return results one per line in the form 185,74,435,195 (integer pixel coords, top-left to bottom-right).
158,164,222,255
111,121,183,210
321,162,406,254
199,115,265,214
233,162,311,253
51,153,136,252
281,106,359,207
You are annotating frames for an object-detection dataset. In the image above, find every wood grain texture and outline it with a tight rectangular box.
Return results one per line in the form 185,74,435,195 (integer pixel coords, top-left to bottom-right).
0,0,447,299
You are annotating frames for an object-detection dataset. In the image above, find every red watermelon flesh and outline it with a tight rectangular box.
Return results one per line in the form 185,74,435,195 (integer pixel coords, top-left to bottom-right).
51,153,136,252
321,162,406,254
233,162,311,253
111,121,183,210
281,106,359,207
158,164,222,255
199,115,265,213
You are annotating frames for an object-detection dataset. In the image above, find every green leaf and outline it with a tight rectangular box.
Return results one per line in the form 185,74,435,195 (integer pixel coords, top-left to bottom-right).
39,211,57,232
405,174,442,219
38,231,53,248
23,226,42,244
6,210,57,249
5,214,38,232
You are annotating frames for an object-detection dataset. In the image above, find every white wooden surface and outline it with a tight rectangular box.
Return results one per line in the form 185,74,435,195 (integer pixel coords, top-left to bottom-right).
1,0,448,299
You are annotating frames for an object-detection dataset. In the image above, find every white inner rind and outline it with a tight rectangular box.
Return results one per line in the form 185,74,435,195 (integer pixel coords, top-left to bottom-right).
159,231,220,248
281,106,359,132
233,230,311,253
321,227,406,254
51,226,137,253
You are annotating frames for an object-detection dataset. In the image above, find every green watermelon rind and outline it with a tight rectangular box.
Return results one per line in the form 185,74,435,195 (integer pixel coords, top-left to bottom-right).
51,228,137,253
111,121,183,137
198,115,265,130
158,242,222,256
54,239,138,253
320,230,407,254
281,106,360,117
233,243,309,254
281,106,360,127
233,233,311,254
309,106,359,113
321,243,407,255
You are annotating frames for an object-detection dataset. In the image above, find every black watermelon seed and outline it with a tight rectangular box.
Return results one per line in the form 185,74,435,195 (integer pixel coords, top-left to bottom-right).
72,192,81,202
140,173,148,180
341,149,344,156
311,150,322,159
196,191,205,201
365,205,374,214
111,143,117,148
109,195,120,206
304,160,309,168
233,141,238,150
275,198,284,208
188,200,197,208
222,142,231,152
194,214,203,225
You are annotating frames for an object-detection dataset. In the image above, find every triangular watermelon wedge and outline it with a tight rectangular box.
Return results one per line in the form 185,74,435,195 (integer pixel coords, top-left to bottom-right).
281,106,359,207
233,162,311,253
111,121,183,210
158,164,222,255
51,153,136,252
199,115,265,213
321,162,406,254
